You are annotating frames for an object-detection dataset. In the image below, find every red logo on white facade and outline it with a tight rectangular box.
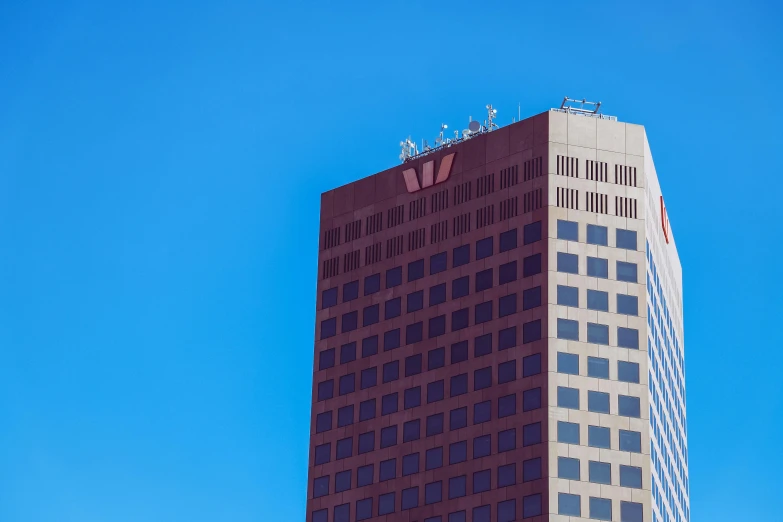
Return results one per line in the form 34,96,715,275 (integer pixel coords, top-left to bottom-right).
402,153,456,193
660,196,670,244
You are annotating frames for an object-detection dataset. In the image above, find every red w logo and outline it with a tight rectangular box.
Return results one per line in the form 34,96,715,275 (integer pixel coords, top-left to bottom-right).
660,196,670,244
402,153,456,193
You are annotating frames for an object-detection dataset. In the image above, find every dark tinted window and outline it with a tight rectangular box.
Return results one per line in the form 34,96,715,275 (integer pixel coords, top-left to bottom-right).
474,333,492,357
499,326,516,350
381,392,398,415
379,459,396,481
617,294,639,315
334,503,349,522
621,501,644,522
404,387,421,409
429,283,446,306
337,405,354,427
408,259,424,281
429,315,446,337
473,400,491,424
382,361,399,383
619,395,641,417
522,353,541,377
618,361,640,383
336,437,352,459
361,336,378,358
498,360,516,383
428,380,444,403
475,268,493,291
557,386,579,409
522,319,541,343
617,261,638,282
358,432,374,453
425,482,441,505
558,456,580,480
312,508,327,522
523,253,542,276
450,373,468,396
317,379,334,401
557,219,578,241
322,287,337,308
499,261,517,284
523,494,542,518
473,506,490,522
402,453,419,476
386,266,402,288
363,304,379,326
557,285,579,307
426,446,443,470
384,329,400,351
587,224,608,245
428,347,445,370
476,237,493,259
406,322,423,344
356,498,372,521
357,464,373,487
620,465,643,488
587,322,609,345
426,413,444,436
378,492,395,515
557,352,579,374
498,394,516,417
402,486,418,510
557,252,579,274
557,421,580,444
359,399,376,421
339,374,355,395
523,286,541,310
451,340,468,363
618,327,639,349
320,318,336,339
407,290,424,313
499,229,517,252
522,422,541,446
384,298,401,319
473,469,491,493
318,348,335,370
314,443,330,465
523,221,541,244
452,276,469,299
380,426,397,448
449,441,467,464
475,300,493,323
498,428,515,452
588,356,610,379
473,434,491,458
361,276,377,297
448,475,466,499
345,279,360,300
587,289,609,311
616,228,637,250
340,342,356,363
405,354,422,376
557,318,579,340
313,476,329,498
449,407,467,430
453,244,470,267
430,252,447,274
522,458,540,482
499,294,516,317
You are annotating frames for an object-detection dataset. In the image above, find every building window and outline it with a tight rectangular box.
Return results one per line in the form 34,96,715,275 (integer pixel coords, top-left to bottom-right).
407,290,424,312
498,360,516,383
320,318,336,339
312,475,329,498
337,405,354,427
335,469,351,492
451,341,468,363
618,327,639,349
361,336,377,358
618,361,640,383
430,283,446,306
315,411,332,433
451,511,468,522
557,421,579,444
341,311,358,333
378,492,395,515
357,464,373,487
588,425,610,448
473,469,491,493
475,300,493,323
384,328,400,351
524,220,542,244
523,353,541,377
617,294,639,315
427,380,445,403
620,501,644,522
558,493,581,517
384,298,401,319
587,322,609,345
617,260,637,282
336,437,352,459
379,459,396,481
425,481,442,505
473,400,491,424
380,426,397,448
557,252,579,274
499,294,516,317
314,443,330,465
448,475,466,499
473,434,491,458
453,244,470,267
498,428,516,452
356,498,372,521
317,380,334,401
404,387,421,409
359,399,375,421
620,465,643,488
312,509,327,522
449,440,467,464
557,352,578,375
426,412,444,437
499,394,516,417
522,319,541,343
498,463,516,487
358,431,374,454
619,430,642,452
451,373,468,396
588,356,609,379
334,504,349,522
450,407,467,430
381,392,398,415
523,286,541,310
557,284,579,307
475,268,493,292
405,354,422,377
587,224,608,245
382,361,399,383
522,388,541,411
430,251,447,274
345,279,360,300
557,318,579,341
476,237,493,259
619,395,641,417
522,494,542,518
587,289,609,311
386,266,402,288
406,322,423,344
318,348,335,370
402,452,419,476
499,326,516,350
452,275,469,298
522,458,540,482
587,256,608,278
429,315,446,338
589,497,612,521
338,373,355,395
523,253,541,277
498,499,516,522
474,333,492,357
426,446,443,470
557,219,579,241
500,229,517,252
408,259,424,281
363,304,379,326
321,287,337,308
558,456,580,480
589,461,611,484
558,386,580,409
616,228,637,250
362,275,378,297
498,260,517,284
522,422,541,446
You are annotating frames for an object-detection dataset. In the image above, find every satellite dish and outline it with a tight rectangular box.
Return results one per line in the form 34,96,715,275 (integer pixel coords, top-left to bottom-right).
468,120,480,132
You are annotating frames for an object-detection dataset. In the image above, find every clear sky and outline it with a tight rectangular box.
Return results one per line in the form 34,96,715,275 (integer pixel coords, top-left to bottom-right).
1,1,781,521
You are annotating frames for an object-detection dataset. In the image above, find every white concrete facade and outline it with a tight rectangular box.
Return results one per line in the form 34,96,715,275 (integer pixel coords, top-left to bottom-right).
545,111,688,522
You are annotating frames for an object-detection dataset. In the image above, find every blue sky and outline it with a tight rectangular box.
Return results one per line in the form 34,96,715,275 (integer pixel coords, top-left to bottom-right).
1,1,781,521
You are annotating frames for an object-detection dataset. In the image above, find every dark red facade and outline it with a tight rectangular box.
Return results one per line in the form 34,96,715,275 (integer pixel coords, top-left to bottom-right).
308,112,551,522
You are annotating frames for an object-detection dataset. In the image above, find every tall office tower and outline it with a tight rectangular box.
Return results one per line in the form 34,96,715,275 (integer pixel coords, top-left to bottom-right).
307,105,688,522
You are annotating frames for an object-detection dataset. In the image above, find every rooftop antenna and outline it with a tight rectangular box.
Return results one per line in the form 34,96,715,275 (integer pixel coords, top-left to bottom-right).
518,103,521,122
399,137,418,163
486,104,498,130
435,124,448,147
